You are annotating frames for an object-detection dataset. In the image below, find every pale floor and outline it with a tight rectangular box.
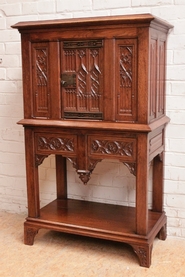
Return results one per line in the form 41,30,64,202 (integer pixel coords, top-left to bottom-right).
0,211,185,277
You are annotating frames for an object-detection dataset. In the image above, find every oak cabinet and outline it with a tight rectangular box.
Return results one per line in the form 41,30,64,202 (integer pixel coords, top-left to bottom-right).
12,14,172,267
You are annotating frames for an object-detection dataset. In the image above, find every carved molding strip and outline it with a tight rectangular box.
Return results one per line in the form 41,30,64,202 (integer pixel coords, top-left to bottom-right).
64,112,103,119
38,136,75,152
63,40,103,49
91,139,133,157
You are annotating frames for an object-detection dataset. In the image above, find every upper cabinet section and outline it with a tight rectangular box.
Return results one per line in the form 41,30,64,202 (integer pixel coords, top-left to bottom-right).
12,14,173,124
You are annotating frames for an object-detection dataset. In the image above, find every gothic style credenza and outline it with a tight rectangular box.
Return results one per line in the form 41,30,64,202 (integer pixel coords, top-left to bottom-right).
12,14,172,267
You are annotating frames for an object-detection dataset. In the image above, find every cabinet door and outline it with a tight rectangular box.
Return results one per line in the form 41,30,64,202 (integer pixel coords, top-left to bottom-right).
115,39,138,122
61,40,104,120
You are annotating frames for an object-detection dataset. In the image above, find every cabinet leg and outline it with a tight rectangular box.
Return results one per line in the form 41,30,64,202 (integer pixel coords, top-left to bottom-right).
131,243,153,268
24,222,39,245
158,223,167,240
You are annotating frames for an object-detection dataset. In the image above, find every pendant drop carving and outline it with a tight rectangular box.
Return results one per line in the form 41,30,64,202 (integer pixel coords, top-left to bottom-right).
77,170,91,185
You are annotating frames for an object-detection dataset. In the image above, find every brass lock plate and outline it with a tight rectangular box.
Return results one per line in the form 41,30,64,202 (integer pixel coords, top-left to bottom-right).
61,73,76,87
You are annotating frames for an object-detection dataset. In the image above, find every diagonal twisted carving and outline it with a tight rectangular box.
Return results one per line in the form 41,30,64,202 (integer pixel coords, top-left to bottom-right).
36,49,47,86
91,139,133,157
120,46,132,88
38,136,74,152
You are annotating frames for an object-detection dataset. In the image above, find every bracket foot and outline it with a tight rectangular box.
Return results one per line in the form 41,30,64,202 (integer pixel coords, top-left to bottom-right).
24,222,39,245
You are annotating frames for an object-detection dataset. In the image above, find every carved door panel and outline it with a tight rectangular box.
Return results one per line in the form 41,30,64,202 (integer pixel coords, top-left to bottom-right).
61,40,104,119
115,39,138,122
31,42,50,118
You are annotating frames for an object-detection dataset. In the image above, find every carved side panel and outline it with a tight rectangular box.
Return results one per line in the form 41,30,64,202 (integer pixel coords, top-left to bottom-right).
32,43,50,118
149,130,164,161
149,38,157,121
61,40,103,119
149,34,166,122
158,40,165,118
115,39,137,122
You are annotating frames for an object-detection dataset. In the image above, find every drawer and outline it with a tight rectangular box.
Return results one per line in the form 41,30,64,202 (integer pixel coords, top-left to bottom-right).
88,135,136,161
35,132,77,155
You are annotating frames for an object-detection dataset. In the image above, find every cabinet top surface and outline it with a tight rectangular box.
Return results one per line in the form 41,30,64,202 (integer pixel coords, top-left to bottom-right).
12,13,173,31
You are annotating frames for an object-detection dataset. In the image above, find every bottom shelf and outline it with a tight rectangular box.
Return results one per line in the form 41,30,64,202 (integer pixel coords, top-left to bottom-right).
27,199,166,243
24,199,167,267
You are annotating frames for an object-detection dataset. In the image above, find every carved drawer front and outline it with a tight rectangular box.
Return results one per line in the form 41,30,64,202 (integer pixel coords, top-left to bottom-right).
88,136,136,161
35,133,77,155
